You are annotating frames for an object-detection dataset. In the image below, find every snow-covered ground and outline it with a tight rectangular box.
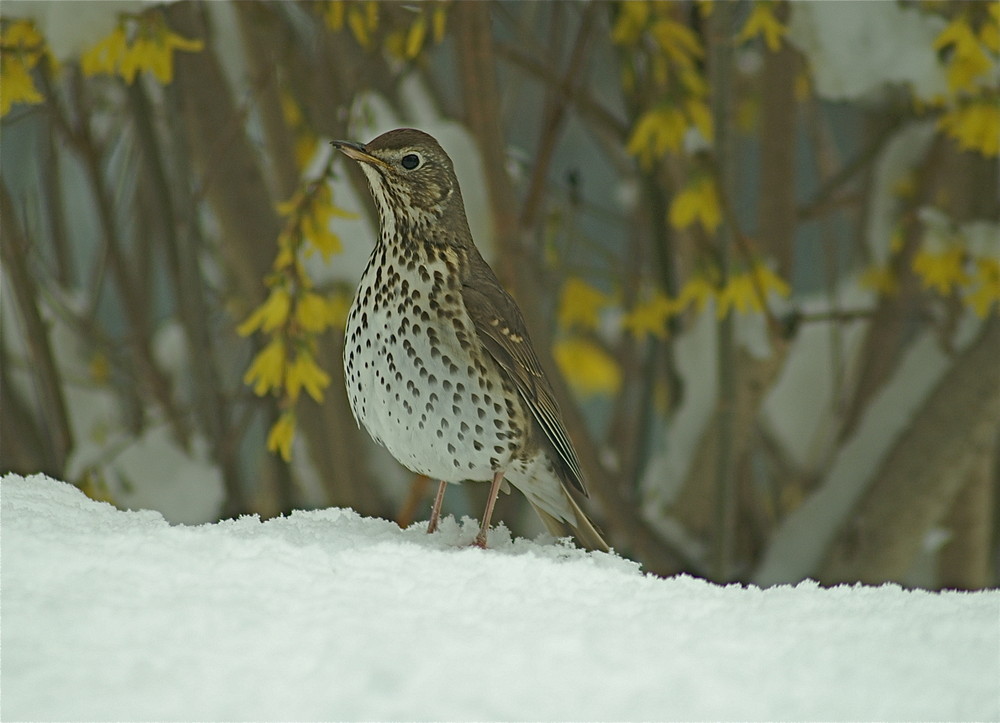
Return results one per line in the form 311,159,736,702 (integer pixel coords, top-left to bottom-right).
2,474,997,721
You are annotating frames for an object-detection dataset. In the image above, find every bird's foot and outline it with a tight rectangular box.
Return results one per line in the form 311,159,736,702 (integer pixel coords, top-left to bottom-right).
472,533,489,549
426,480,447,535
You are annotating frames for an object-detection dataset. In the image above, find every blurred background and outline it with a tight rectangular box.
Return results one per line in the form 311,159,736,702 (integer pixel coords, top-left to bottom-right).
2,0,997,588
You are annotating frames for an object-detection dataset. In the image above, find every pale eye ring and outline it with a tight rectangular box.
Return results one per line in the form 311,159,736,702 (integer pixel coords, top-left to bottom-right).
401,153,421,170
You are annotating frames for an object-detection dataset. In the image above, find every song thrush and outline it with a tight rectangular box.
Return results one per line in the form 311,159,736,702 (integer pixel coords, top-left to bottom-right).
334,128,608,552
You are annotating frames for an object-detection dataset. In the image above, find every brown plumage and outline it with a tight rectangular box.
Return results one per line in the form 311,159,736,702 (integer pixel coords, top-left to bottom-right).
334,128,608,552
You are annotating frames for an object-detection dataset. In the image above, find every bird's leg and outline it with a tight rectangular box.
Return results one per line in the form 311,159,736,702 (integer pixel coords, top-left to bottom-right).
427,480,448,534
474,469,506,548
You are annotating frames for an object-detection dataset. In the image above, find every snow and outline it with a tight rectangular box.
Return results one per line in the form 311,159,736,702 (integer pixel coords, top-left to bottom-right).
3,474,997,721
755,315,983,587
786,2,948,102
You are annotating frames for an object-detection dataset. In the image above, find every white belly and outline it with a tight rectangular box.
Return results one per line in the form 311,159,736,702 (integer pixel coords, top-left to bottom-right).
343,245,524,483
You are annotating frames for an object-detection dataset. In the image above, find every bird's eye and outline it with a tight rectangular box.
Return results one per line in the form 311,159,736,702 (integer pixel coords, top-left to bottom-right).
401,153,420,170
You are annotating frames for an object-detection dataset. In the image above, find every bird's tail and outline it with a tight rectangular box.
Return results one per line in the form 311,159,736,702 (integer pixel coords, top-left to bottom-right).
529,494,610,553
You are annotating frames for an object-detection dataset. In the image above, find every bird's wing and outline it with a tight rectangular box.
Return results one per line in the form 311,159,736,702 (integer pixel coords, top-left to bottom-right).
460,250,587,496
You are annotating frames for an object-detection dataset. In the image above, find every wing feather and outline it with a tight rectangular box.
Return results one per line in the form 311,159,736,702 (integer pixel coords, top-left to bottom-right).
460,252,587,495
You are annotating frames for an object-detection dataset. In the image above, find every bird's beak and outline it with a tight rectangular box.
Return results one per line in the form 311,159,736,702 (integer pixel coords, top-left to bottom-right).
332,140,389,169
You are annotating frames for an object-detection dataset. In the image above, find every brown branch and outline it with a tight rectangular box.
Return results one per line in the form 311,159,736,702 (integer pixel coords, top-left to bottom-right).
708,1,738,582
757,1,799,279
454,0,520,286
66,70,190,446
0,181,74,474
127,78,250,515
796,110,910,222
517,2,600,231
821,318,1000,585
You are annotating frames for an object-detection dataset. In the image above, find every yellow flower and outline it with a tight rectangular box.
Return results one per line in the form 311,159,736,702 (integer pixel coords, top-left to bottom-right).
81,22,201,85
558,278,611,331
277,189,305,217
286,351,331,403
611,1,650,46
0,54,44,116
296,292,332,332
3,19,43,47
120,36,159,84
934,17,995,94
715,263,788,318
159,30,205,85
553,337,621,397
859,265,899,296
649,19,704,69
622,293,677,338
669,176,721,233
912,246,970,295
685,98,714,141
327,291,352,329
432,4,448,43
675,274,717,314
751,262,791,299
716,272,758,318
679,67,709,98
938,102,1000,157
347,6,371,48
736,2,787,52
324,2,346,31
626,106,688,167
237,288,292,336
302,211,342,260
1,20,47,116
301,183,354,259
244,338,287,396
365,0,379,31
981,7,1000,53
384,30,407,61
964,257,1000,317
405,15,427,59
295,135,320,170
267,412,296,462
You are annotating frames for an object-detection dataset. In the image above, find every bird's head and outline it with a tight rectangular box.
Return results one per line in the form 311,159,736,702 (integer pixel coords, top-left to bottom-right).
333,128,469,240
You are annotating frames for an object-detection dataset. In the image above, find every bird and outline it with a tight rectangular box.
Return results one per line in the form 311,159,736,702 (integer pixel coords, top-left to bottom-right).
333,128,608,552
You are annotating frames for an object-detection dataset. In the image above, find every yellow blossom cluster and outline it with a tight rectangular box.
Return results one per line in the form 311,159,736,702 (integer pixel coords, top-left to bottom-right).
275,182,353,263
614,3,713,169
863,222,1000,318
323,1,447,61
735,2,787,53
238,174,356,461
619,263,789,339
0,19,49,117
553,279,621,397
280,92,320,171
556,261,790,371
927,8,1000,157
937,102,999,157
557,278,615,331
912,245,969,296
324,1,379,49
716,263,790,318
553,336,622,398
80,15,203,85
965,258,1000,317
911,241,1000,317
669,176,721,234
385,3,448,61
